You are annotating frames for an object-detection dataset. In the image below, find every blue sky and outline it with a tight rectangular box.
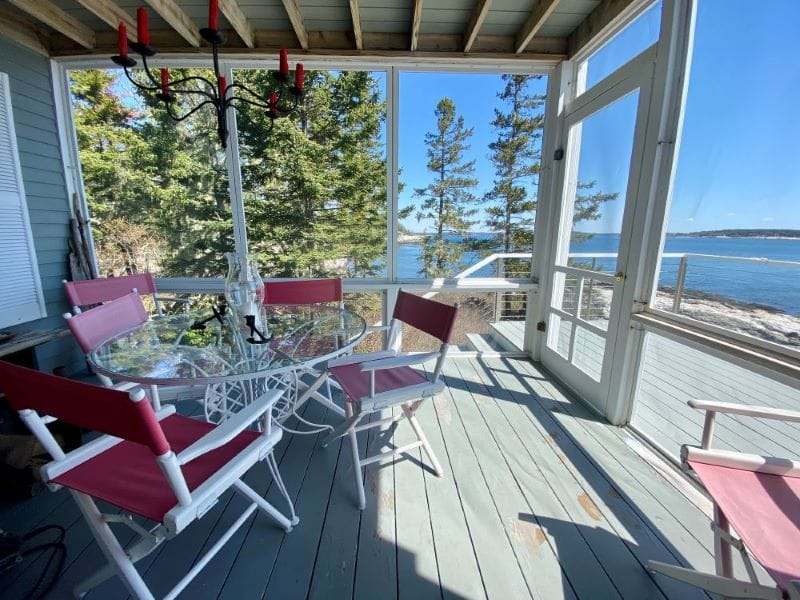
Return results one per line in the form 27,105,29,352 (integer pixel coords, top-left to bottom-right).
398,0,800,234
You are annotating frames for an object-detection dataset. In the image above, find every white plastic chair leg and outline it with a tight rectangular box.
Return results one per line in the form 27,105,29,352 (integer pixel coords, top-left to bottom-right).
232,478,297,531
404,404,443,477
71,491,154,600
265,453,300,527
345,403,366,509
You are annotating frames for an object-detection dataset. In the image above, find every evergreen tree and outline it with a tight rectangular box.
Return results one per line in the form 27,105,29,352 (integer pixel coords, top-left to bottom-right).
235,69,387,278
484,75,544,255
413,98,478,277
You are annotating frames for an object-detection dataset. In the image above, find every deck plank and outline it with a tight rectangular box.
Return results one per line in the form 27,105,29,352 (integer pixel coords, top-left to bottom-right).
432,365,532,599
353,408,398,600
453,358,620,600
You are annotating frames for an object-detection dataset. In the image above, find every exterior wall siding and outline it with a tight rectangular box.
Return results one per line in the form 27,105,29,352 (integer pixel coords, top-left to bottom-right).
0,38,83,374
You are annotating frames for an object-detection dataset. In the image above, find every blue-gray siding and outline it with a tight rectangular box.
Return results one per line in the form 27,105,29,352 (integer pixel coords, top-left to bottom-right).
0,38,83,373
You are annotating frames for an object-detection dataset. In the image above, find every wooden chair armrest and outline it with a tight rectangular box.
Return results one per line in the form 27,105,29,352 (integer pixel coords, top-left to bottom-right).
688,399,800,423
177,389,282,466
360,352,440,372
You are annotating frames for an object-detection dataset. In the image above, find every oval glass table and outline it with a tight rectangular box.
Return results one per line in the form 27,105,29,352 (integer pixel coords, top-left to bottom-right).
89,305,367,428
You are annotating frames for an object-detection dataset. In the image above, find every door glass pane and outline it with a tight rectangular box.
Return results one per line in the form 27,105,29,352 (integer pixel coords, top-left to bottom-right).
578,276,612,330
573,326,605,381
561,90,640,274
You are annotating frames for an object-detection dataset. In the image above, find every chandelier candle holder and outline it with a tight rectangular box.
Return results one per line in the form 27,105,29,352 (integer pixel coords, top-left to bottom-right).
111,1,305,147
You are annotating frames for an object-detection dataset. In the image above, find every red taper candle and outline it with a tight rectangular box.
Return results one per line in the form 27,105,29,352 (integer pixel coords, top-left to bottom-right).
209,0,219,30
137,6,150,45
118,22,128,57
270,92,278,111
295,63,304,90
218,75,227,99
279,48,289,77
160,68,169,94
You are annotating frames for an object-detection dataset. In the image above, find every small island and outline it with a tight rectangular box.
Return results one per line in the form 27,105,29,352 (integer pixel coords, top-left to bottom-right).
668,229,800,239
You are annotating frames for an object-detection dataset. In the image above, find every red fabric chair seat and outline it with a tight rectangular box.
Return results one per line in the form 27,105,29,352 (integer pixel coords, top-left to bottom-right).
690,460,800,591
329,363,428,407
53,414,259,522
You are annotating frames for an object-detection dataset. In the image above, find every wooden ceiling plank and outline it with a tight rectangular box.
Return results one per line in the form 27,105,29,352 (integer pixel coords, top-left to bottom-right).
515,0,561,54
7,0,95,49
0,7,49,56
280,0,309,50
464,0,492,53
349,0,363,50
73,0,136,40
219,0,255,48
568,0,642,57
143,0,201,47
410,0,424,51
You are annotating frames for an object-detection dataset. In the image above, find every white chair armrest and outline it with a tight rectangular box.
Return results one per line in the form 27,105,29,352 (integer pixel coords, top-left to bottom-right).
683,445,800,477
111,381,139,392
177,389,283,466
328,350,396,368
688,399,800,423
360,381,444,412
154,295,190,304
360,352,440,372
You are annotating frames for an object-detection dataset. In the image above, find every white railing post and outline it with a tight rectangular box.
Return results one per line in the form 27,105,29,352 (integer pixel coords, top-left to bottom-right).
494,256,505,321
672,254,688,312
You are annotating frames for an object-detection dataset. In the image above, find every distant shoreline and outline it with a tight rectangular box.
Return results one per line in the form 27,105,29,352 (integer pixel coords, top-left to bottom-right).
400,229,800,241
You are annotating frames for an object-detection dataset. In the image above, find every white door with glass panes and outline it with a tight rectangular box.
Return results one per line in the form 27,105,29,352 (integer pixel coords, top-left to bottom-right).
540,57,654,416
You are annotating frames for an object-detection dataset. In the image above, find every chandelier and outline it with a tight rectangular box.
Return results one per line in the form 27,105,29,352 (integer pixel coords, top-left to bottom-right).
111,1,305,148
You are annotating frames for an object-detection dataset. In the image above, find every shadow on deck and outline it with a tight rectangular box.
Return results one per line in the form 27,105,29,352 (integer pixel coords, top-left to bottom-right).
0,357,724,599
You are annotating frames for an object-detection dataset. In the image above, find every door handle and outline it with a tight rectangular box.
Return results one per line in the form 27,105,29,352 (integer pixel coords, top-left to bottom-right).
615,271,625,282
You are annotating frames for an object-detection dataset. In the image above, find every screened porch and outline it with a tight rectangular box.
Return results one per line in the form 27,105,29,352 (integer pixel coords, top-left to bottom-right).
1,0,799,598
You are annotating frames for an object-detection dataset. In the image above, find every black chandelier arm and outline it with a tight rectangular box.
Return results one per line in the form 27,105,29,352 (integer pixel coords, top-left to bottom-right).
122,65,162,93
165,99,218,122
226,93,274,112
139,53,220,99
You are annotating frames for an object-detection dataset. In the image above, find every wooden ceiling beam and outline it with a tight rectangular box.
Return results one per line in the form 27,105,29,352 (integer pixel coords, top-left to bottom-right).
349,0,363,50
7,0,94,49
73,0,136,41
281,0,309,50
219,0,254,48
515,0,561,54
0,6,49,56
410,0,424,51
143,0,201,47
464,0,492,53
568,0,642,57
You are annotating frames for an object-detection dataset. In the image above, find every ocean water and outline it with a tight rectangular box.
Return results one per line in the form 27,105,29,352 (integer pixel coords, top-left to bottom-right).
397,233,800,315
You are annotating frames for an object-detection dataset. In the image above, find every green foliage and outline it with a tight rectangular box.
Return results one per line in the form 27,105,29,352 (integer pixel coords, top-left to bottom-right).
236,70,387,278
483,74,545,253
413,98,479,277
71,68,387,280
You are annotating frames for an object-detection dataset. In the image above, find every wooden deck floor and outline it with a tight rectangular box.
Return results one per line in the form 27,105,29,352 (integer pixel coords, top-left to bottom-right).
0,357,725,600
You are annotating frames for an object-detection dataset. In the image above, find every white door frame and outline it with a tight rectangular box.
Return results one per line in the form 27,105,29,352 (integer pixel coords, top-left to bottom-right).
539,46,657,417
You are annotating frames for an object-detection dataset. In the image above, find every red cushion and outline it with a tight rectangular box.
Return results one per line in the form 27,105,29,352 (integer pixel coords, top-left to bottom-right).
53,414,259,522
329,362,428,406
690,460,800,591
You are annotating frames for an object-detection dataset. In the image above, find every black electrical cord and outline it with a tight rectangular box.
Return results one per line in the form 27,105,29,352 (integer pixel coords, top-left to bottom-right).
0,525,66,600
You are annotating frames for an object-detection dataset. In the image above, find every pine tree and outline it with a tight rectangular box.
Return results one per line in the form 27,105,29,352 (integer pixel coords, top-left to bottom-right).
413,98,479,277
484,75,545,256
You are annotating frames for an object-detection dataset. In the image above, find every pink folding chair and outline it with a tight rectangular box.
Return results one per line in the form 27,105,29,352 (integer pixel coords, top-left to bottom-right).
63,293,157,403
263,277,343,307
0,361,297,600
648,399,800,599
63,273,188,316
318,291,459,509
262,278,347,430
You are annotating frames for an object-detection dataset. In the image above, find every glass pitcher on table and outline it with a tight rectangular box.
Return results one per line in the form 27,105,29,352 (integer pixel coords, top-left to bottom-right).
224,252,270,346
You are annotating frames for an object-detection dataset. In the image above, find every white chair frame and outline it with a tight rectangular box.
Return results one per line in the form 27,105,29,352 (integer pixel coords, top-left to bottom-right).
647,399,800,600
20,388,298,600
319,313,452,509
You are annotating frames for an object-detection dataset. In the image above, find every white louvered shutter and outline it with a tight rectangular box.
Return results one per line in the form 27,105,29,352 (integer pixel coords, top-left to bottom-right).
0,72,46,328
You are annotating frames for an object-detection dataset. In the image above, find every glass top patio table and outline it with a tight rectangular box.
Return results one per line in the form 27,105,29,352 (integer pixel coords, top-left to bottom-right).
88,305,367,387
